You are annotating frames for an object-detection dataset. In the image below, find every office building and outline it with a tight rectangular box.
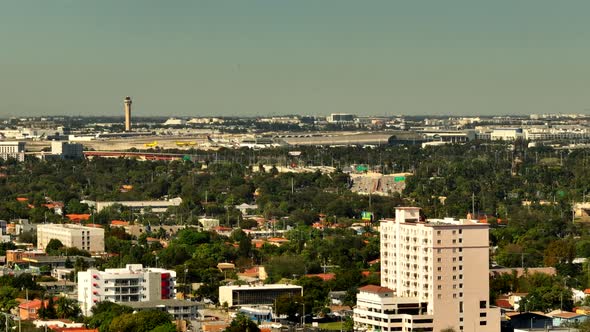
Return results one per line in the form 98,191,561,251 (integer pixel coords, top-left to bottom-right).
124,96,132,131
0,141,25,161
326,113,355,124
37,224,104,253
218,284,302,307
354,207,500,332
354,285,434,331
78,264,176,316
51,141,83,159
126,299,200,320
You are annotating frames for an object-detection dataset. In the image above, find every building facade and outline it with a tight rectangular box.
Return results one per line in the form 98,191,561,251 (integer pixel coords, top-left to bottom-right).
78,264,176,316
51,141,84,159
218,284,303,307
0,141,25,161
369,207,500,332
37,224,104,253
354,285,434,332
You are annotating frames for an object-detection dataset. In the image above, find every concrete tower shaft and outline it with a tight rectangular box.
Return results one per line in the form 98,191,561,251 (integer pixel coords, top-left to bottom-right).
124,96,132,131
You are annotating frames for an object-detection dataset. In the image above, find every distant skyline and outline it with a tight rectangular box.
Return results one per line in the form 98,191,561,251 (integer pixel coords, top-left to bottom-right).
1,1,590,117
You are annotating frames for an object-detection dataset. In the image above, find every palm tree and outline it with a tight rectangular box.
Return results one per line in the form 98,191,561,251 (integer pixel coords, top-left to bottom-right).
56,297,81,319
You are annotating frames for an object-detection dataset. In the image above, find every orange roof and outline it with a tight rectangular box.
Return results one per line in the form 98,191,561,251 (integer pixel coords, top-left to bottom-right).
251,239,265,248
584,289,590,295
361,270,380,277
368,258,380,265
66,214,91,221
19,299,43,310
16,197,28,202
358,285,394,294
110,220,129,226
52,329,99,332
551,311,583,319
268,237,289,242
305,273,335,281
85,224,102,228
495,299,513,309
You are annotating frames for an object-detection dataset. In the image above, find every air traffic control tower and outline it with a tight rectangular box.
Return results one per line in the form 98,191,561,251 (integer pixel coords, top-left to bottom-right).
124,96,132,131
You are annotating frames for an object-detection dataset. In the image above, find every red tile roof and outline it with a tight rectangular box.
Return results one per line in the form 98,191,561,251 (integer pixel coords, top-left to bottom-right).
495,299,513,309
358,285,394,294
305,273,335,281
66,214,91,221
110,220,129,226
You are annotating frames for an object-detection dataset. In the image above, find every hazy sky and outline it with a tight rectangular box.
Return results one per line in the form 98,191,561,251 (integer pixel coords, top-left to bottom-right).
1,0,590,117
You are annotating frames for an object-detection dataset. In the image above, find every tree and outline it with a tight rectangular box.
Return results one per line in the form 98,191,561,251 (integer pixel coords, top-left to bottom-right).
87,302,133,331
223,312,260,332
275,294,305,322
45,239,64,254
56,296,81,319
108,310,173,332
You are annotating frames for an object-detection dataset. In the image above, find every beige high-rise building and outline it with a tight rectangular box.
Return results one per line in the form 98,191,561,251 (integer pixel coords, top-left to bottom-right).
354,207,500,332
124,96,132,131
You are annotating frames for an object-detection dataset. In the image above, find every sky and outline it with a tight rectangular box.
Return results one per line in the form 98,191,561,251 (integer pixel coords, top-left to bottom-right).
1,0,590,117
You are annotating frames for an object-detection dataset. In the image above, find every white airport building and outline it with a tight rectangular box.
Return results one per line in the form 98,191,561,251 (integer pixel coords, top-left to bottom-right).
37,224,104,253
78,264,176,316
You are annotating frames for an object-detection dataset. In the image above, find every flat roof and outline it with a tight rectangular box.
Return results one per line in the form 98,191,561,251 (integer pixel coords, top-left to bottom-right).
221,284,302,290
24,255,94,264
126,299,200,308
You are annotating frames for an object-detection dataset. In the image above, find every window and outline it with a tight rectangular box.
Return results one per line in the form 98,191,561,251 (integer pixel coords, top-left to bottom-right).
437,267,442,271
437,276,442,280
437,231,441,235
480,301,487,308
459,229,462,234
459,265,463,270
438,258,442,262
480,313,487,317
437,240,441,244
437,285,442,290
437,249,442,253
459,302,463,313
480,321,487,326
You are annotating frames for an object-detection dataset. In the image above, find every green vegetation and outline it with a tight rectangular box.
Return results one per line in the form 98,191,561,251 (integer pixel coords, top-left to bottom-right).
2,141,590,325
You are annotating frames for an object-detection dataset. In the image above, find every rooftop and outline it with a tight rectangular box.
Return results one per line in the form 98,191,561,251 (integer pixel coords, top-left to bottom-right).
125,299,200,308
358,285,394,294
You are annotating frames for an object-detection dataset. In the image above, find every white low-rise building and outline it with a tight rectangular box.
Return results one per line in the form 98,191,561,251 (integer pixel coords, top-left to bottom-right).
37,224,104,253
219,284,302,307
353,285,434,332
78,264,176,316
0,141,25,161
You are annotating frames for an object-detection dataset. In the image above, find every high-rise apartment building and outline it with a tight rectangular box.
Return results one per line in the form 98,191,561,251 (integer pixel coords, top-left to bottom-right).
78,264,176,316
37,224,104,253
354,207,500,332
